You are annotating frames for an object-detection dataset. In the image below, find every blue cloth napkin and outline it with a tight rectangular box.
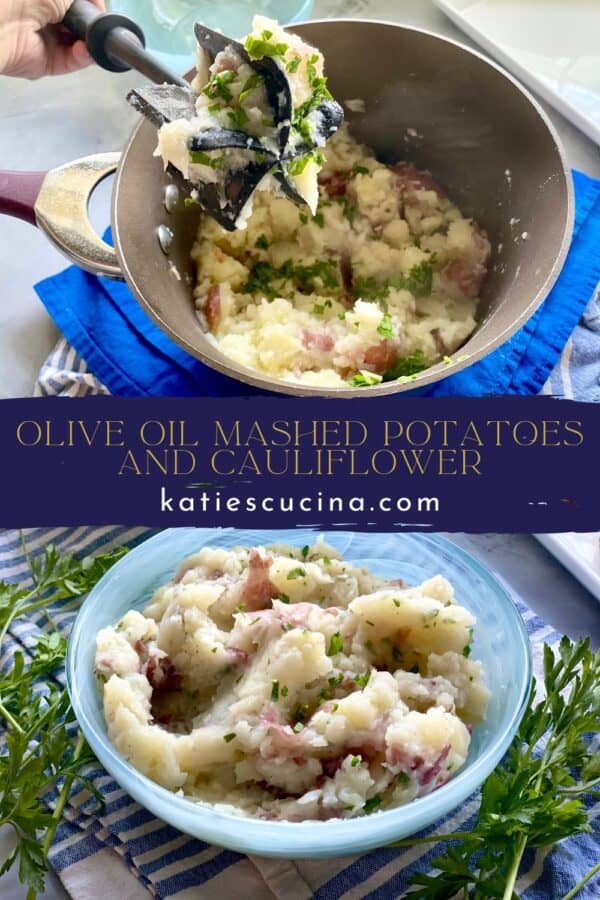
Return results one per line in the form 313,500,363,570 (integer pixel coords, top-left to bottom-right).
35,170,600,398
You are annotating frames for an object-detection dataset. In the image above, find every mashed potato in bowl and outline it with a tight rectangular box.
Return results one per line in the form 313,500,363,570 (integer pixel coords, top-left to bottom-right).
193,125,491,388
95,540,489,821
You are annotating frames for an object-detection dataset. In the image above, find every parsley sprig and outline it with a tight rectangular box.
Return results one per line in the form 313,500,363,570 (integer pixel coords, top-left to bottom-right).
0,537,128,898
392,636,600,900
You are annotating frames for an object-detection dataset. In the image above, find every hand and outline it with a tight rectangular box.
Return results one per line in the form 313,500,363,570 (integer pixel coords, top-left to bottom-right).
0,0,106,79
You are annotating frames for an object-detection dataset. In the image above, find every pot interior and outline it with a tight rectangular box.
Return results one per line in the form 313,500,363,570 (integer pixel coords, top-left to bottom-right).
112,20,573,397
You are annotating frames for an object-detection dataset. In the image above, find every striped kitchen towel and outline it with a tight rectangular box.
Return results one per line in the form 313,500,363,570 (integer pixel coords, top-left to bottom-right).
0,527,598,899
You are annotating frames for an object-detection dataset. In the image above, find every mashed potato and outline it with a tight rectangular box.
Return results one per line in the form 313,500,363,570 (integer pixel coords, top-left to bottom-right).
157,16,339,226
95,540,489,821
193,125,491,387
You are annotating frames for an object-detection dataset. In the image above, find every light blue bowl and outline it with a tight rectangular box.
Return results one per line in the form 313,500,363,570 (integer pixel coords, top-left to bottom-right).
108,1,315,74
67,529,531,858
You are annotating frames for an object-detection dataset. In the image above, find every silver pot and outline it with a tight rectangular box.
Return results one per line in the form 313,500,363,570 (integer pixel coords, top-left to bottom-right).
0,20,574,397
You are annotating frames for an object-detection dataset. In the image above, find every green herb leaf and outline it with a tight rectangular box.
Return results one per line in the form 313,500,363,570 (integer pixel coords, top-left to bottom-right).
383,350,427,382
350,371,383,387
244,35,288,59
395,636,600,900
354,671,371,689
0,536,128,895
327,632,343,656
377,312,394,338
364,795,382,813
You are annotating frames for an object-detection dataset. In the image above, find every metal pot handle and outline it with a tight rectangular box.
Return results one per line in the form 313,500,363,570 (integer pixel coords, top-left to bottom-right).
0,153,122,280
35,153,122,280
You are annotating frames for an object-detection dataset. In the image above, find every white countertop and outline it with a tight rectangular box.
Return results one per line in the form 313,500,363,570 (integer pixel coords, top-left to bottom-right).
0,0,598,398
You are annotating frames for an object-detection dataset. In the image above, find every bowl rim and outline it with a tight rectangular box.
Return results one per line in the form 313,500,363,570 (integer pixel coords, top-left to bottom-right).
112,17,575,399
67,529,533,858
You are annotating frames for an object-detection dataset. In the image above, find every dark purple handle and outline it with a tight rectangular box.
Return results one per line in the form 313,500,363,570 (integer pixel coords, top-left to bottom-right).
0,170,47,226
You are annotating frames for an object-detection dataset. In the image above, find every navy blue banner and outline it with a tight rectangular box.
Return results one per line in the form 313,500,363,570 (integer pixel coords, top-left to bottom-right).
1,397,597,531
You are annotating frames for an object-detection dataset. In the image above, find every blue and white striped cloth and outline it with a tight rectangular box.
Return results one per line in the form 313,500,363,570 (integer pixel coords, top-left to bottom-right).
1,527,597,899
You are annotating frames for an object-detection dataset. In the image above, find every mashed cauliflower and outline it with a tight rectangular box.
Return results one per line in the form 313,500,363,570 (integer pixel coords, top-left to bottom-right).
95,540,489,821
193,125,491,387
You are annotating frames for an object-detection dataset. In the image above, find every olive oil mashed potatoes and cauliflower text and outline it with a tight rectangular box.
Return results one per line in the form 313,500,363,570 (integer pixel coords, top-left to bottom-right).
95,539,488,821
157,17,491,389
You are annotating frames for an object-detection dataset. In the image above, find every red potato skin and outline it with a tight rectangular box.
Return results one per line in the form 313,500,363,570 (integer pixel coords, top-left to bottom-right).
302,329,335,353
391,162,446,206
363,340,399,374
318,172,348,197
241,549,278,612
204,284,222,332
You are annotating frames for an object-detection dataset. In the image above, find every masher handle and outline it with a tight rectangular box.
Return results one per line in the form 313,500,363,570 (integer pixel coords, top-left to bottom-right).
63,0,189,87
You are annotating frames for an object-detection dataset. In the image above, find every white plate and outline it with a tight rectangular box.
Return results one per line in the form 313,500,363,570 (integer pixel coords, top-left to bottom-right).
535,533,600,601
434,0,600,146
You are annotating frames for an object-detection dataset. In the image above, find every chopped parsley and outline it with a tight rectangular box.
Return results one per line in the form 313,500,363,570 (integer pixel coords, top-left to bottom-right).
383,349,427,382
293,702,310,722
202,69,236,103
293,721,304,733
318,672,344,703
287,150,325,177
313,212,325,228
287,567,306,580
278,593,291,604
463,626,474,657
364,795,382,813
405,258,435,297
301,545,310,558
255,234,269,250
188,149,220,168
334,194,357,224
350,755,361,767
241,258,339,300
286,56,301,73
281,685,289,697
271,680,280,701
377,312,394,338
354,670,371,689
244,31,288,59
223,732,236,743
327,632,343,656
350,371,383,387
393,598,402,608
352,260,435,303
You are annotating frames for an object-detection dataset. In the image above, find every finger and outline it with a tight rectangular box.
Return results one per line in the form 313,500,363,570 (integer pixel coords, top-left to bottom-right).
45,37,93,76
